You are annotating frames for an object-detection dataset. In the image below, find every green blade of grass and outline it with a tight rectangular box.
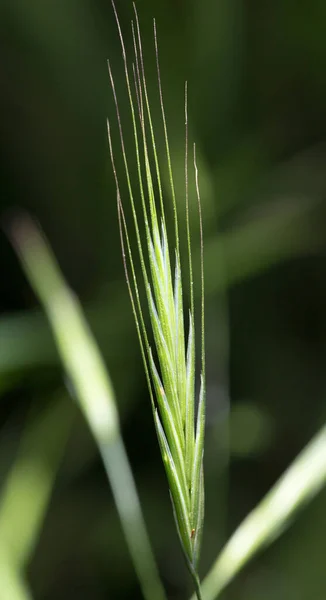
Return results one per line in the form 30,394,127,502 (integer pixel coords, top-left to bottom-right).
0,397,72,600
191,422,326,600
0,551,32,600
10,215,167,600
0,395,73,570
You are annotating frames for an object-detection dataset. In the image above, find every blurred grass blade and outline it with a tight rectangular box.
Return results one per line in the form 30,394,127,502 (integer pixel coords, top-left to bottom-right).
191,422,326,600
0,550,32,600
0,199,318,376
0,396,73,570
9,215,167,600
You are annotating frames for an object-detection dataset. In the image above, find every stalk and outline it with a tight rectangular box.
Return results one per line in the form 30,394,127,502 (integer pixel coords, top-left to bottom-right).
10,216,167,600
108,3,206,597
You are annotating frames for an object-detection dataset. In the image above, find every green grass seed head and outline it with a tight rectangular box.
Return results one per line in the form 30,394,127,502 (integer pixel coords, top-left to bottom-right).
108,0,206,583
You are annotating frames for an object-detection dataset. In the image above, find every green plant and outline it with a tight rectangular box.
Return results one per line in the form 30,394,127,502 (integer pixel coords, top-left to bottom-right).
11,215,326,600
107,2,206,597
8,4,326,600
9,216,166,600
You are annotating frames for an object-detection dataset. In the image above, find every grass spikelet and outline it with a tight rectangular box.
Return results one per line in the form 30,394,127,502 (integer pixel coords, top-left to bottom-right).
108,3,206,597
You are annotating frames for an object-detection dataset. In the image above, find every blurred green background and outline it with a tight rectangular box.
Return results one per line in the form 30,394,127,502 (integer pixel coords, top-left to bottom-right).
1,0,326,598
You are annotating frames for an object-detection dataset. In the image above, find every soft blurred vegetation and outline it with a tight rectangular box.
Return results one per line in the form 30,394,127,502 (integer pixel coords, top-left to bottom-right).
1,0,326,598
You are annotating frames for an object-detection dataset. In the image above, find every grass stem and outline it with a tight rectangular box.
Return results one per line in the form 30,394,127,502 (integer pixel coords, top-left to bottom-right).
10,215,167,600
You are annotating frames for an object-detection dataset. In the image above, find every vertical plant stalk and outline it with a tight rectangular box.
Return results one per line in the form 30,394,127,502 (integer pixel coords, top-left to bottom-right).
108,3,206,598
10,217,167,600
